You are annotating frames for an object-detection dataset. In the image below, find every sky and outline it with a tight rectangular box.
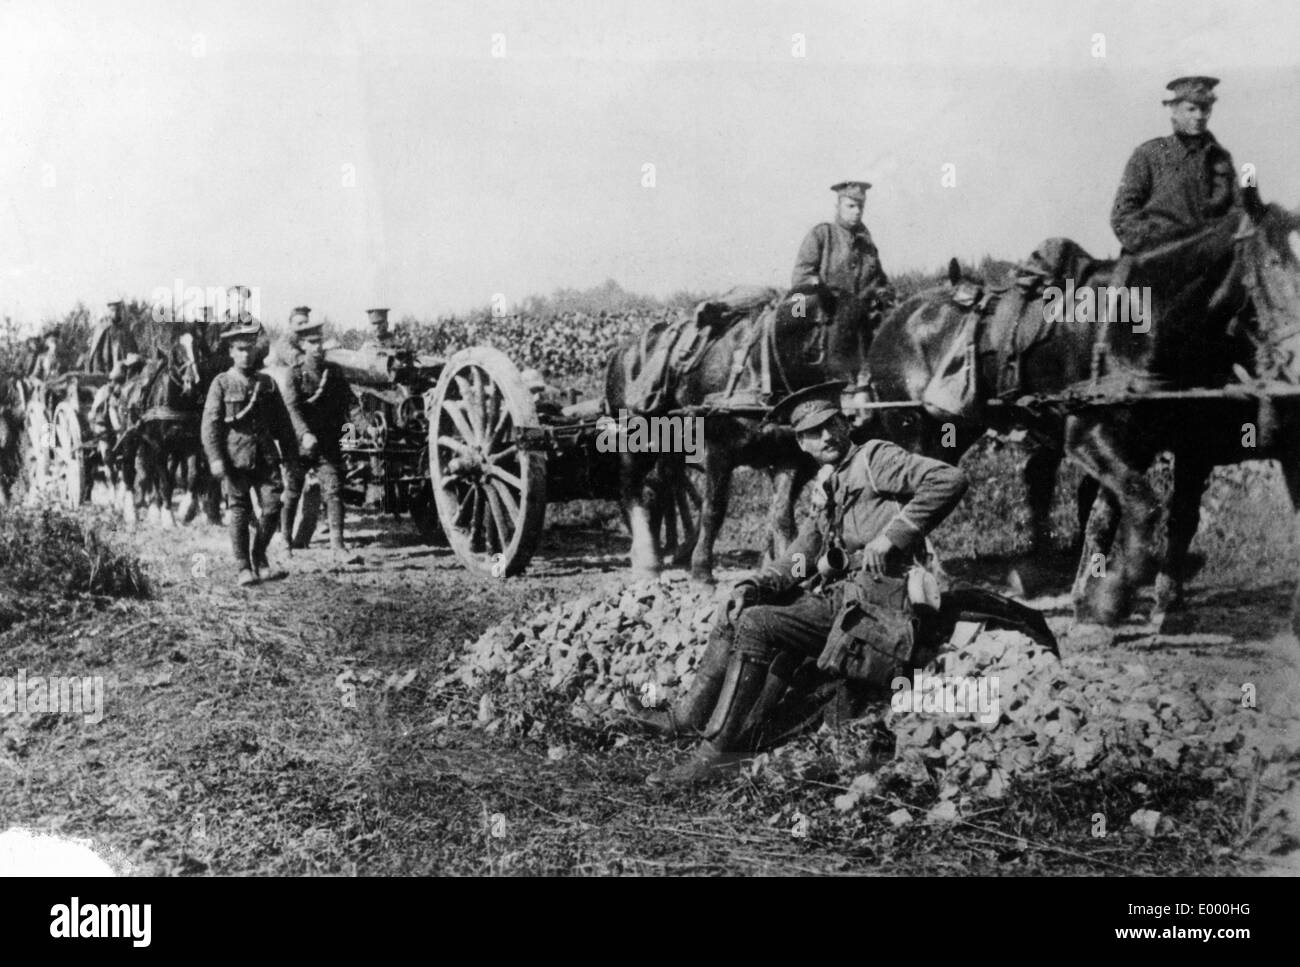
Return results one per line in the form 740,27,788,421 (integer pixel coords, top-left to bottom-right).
3,0,1300,332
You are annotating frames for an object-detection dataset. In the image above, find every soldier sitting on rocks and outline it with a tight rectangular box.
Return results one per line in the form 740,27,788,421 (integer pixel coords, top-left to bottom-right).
625,382,1056,785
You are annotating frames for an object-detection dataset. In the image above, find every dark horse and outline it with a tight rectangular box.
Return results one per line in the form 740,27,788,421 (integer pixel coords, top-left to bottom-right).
866,192,1300,630
606,285,883,582
121,322,227,527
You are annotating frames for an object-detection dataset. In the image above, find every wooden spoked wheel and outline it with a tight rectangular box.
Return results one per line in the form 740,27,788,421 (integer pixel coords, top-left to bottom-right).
20,389,50,503
50,401,84,507
429,347,546,578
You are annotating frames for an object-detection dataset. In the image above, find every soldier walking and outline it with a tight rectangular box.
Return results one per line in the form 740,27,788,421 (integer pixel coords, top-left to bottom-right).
280,306,353,558
201,319,304,587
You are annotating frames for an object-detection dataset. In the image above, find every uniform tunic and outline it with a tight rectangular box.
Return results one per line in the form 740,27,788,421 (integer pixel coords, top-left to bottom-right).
282,358,353,507
791,221,889,299
1110,131,1239,253
84,322,140,376
201,369,302,475
730,439,968,665
283,360,353,460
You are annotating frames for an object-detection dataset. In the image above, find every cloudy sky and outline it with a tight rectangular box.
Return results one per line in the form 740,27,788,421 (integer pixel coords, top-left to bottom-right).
3,0,1299,330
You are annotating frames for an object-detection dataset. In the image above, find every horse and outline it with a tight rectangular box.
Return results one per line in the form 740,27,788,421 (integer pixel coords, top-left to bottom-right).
121,322,227,527
606,284,884,582
864,191,1300,630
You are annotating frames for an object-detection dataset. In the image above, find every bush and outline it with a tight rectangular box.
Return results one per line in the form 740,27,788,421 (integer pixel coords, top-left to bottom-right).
0,506,150,599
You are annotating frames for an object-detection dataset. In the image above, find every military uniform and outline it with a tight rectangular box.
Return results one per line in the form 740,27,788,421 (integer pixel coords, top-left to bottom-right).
201,342,304,579
84,302,141,376
1111,75,1239,254
1111,132,1238,253
727,437,967,675
792,181,890,300
281,307,353,552
633,382,968,784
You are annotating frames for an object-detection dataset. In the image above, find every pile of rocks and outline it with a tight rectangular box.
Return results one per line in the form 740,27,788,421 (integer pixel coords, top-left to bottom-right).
450,575,1298,839
450,575,723,709
819,628,1297,835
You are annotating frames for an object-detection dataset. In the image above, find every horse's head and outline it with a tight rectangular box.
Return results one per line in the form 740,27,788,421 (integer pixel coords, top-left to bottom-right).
1235,191,1300,380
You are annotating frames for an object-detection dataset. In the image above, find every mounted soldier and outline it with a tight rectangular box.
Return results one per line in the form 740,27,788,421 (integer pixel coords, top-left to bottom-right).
1111,76,1240,257
83,300,140,375
792,181,894,310
27,327,63,384
280,306,353,559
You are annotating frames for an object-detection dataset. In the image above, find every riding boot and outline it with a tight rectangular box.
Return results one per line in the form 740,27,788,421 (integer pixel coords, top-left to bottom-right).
252,511,283,578
625,619,731,739
326,495,346,553
231,510,255,585
280,495,299,554
647,652,778,786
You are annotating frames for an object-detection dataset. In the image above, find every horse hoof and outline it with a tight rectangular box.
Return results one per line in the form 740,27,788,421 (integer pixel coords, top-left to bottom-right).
689,569,717,586
1087,575,1133,626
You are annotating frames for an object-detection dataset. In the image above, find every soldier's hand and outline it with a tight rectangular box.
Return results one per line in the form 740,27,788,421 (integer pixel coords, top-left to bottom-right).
724,583,759,624
860,535,894,579
210,460,226,481
301,432,318,459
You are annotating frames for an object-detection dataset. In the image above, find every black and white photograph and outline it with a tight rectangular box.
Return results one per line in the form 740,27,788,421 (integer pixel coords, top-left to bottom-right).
0,0,1297,903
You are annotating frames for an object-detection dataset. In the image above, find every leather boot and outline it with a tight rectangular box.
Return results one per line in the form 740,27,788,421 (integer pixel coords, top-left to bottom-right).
624,620,731,739
252,510,285,579
280,495,299,554
231,512,254,585
326,495,346,553
647,652,777,786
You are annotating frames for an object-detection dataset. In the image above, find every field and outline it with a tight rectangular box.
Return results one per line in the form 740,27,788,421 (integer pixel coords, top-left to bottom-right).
0,437,1297,875
1,283,1298,875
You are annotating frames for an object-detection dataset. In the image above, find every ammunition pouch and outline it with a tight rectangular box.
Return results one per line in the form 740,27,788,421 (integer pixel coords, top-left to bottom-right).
817,572,917,691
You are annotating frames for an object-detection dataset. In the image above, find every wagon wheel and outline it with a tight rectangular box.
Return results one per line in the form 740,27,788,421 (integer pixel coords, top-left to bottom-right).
654,458,704,567
20,389,50,504
430,347,546,578
50,400,85,507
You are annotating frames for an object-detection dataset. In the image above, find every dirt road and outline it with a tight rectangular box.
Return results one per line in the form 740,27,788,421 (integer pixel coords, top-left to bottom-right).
2,481,1298,875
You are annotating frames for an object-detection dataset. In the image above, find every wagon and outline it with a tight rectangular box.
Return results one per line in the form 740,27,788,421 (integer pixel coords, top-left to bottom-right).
316,343,702,578
16,371,110,507
427,346,703,578
282,344,444,548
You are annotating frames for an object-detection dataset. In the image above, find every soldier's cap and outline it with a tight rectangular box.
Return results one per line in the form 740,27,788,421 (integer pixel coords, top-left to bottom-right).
220,319,263,343
520,368,547,391
766,380,848,433
1164,75,1219,105
107,299,125,310
289,306,321,335
831,181,871,202
367,307,390,325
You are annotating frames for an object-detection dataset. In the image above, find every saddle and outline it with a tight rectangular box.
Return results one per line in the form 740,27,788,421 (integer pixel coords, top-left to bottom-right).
922,238,1107,421
622,285,782,413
